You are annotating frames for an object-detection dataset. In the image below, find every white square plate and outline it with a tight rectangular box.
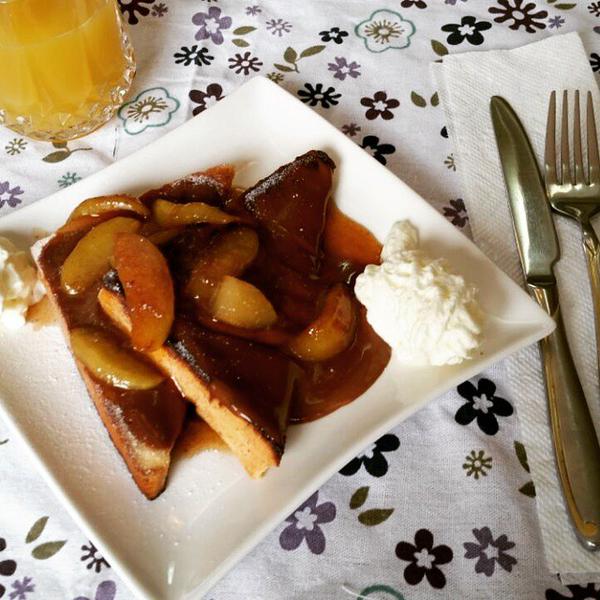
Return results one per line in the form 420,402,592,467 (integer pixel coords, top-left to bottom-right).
0,77,554,600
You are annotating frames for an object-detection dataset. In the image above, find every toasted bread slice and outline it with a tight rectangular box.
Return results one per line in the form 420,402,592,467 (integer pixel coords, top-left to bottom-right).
98,287,296,478
34,231,186,500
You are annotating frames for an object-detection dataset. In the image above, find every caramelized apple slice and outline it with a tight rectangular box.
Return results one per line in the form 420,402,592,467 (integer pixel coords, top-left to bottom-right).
60,217,141,294
153,199,238,227
288,284,357,362
56,215,103,235
68,195,150,221
146,228,181,246
113,233,175,351
71,326,164,390
211,276,277,329
186,227,259,300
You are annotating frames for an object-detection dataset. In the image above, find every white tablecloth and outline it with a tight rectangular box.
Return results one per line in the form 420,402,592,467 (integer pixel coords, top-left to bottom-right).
1,1,598,598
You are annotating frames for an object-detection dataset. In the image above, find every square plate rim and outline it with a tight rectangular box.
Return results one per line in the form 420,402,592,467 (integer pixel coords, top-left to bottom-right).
0,76,555,600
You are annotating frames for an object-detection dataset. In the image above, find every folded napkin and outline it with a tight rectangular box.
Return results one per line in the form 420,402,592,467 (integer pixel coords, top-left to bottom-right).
433,32,600,583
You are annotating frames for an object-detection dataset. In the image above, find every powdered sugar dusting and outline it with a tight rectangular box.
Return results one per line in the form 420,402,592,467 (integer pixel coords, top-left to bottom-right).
243,166,287,205
243,150,334,206
171,173,225,195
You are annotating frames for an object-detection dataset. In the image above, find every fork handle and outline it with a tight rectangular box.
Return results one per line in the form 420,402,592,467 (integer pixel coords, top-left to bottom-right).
529,282,600,550
582,221,600,378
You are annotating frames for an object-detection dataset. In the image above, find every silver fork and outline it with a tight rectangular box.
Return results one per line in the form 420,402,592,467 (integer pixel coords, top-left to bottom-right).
545,90,600,377
544,90,600,550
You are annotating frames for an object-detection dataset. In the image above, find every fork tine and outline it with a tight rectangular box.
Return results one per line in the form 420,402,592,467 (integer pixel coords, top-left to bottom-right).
587,91,600,185
561,90,572,185
573,90,585,185
545,91,558,187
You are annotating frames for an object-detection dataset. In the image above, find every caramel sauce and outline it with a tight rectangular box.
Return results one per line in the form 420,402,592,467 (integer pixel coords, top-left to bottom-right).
26,295,57,329
292,306,390,422
290,203,391,422
175,416,229,457
323,203,382,269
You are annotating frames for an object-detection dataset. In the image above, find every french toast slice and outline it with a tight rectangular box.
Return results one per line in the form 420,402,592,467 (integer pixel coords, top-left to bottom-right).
97,287,297,478
34,229,187,500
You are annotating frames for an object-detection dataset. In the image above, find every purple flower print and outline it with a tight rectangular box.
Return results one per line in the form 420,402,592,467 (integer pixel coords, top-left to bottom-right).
279,492,336,554
0,182,24,209
342,123,361,137
192,7,232,45
463,527,516,576
548,15,565,29
265,18,292,36
327,57,361,81
9,577,34,600
446,0,468,4
74,580,116,600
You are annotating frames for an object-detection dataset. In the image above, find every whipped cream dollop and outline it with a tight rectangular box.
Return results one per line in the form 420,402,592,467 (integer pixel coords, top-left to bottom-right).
0,237,44,330
354,221,483,366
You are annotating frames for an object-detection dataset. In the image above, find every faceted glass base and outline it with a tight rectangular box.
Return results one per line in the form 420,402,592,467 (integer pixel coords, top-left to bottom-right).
0,12,136,142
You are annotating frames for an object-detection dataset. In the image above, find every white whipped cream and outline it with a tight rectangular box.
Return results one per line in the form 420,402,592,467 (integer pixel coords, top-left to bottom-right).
0,237,44,330
354,221,483,366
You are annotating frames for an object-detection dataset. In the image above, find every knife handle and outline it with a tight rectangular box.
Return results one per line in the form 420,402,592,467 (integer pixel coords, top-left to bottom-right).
529,282,600,550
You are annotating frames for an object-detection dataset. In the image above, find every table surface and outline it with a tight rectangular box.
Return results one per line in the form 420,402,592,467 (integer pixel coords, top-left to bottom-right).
1,1,598,599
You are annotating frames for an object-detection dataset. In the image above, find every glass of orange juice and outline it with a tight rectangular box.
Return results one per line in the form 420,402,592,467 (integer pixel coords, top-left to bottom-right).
0,0,135,141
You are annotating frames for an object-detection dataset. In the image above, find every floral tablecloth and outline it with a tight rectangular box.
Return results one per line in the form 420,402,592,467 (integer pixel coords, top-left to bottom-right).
1,1,600,599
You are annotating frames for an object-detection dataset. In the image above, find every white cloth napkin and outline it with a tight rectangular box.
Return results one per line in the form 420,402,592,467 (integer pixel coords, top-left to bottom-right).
433,32,600,582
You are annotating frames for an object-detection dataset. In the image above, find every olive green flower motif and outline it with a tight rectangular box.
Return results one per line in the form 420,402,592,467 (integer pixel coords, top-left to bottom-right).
5,138,27,156
463,450,492,480
118,87,180,135
355,10,415,53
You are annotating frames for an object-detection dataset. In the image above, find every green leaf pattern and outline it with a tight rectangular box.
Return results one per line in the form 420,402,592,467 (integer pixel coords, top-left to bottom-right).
32,541,66,560
25,516,48,543
350,486,369,509
274,45,324,73
358,509,394,526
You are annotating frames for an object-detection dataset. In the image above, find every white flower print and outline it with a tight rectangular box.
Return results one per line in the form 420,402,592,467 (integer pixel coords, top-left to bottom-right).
117,87,180,135
355,10,416,53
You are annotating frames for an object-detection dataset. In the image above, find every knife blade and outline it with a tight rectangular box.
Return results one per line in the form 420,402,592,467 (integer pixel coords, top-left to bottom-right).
490,95,600,551
490,96,559,285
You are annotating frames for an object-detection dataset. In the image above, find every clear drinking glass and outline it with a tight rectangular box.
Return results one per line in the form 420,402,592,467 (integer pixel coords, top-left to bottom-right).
0,0,135,141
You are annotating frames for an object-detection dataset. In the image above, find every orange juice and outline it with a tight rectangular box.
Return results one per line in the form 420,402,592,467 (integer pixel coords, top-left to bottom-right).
0,0,135,141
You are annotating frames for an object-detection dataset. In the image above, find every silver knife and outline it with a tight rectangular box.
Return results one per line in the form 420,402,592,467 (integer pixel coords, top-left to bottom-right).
491,95,600,551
